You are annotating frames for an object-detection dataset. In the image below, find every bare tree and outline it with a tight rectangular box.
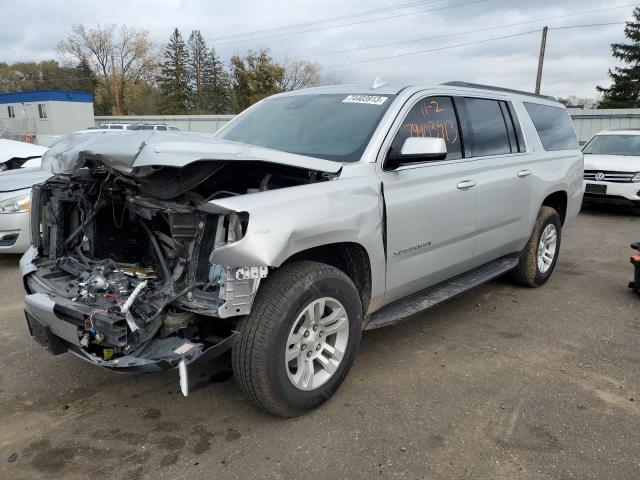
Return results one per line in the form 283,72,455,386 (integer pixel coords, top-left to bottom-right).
278,58,321,91
58,24,156,114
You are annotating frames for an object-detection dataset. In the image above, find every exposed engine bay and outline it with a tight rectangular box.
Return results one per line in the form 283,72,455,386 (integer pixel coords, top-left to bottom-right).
25,156,333,367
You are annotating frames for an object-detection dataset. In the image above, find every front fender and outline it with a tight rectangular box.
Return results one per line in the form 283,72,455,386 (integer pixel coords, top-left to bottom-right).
201,176,387,309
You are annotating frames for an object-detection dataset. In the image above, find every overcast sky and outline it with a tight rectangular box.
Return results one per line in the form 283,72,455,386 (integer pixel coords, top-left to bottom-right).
1,0,635,99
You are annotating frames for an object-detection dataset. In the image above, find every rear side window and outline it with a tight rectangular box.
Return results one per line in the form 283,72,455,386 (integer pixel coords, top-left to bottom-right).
460,98,512,157
524,103,578,151
390,96,462,160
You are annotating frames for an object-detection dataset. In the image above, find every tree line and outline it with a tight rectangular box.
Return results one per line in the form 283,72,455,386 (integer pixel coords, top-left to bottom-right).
1,10,640,113
0,24,324,115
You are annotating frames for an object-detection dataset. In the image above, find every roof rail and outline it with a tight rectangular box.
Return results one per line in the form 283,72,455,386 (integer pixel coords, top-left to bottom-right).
441,81,557,101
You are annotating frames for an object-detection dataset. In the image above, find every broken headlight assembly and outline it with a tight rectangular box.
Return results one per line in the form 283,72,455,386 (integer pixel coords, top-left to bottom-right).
0,194,30,214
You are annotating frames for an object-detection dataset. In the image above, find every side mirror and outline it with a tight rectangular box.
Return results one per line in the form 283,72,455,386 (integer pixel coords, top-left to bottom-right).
387,137,447,169
401,137,447,160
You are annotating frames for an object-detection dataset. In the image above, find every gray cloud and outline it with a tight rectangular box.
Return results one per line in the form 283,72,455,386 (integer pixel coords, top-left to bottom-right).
0,0,634,98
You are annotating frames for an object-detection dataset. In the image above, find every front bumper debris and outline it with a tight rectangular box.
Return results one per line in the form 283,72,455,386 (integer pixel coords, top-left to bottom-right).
23,291,236,373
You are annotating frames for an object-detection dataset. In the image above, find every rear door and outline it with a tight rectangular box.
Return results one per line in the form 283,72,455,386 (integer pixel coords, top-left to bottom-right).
456,97,533,263
378,95,480,303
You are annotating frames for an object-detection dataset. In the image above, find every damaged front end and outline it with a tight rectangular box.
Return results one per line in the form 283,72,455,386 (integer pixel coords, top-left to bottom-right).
21,132,339,377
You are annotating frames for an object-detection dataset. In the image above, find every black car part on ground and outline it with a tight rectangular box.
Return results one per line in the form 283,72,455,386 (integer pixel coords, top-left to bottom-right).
628,242,640,294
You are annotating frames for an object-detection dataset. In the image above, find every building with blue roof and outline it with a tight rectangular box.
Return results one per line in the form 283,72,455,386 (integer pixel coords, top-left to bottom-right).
0,90,94,145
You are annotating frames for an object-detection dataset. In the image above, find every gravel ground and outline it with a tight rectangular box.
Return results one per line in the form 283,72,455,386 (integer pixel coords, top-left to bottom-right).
1,203,639,480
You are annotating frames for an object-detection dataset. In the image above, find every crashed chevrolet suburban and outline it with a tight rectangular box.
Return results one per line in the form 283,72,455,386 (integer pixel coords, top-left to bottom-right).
20,82,583,416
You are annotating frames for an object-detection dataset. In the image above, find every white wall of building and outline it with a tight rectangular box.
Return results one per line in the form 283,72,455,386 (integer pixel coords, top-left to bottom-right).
0,100,94,145
568,108,640,144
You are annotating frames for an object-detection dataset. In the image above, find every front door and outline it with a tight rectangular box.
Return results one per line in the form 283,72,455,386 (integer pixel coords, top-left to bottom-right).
378,96,480,303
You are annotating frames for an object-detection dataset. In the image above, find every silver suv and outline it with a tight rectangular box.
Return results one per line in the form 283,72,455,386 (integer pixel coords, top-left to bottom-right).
21,82,583,416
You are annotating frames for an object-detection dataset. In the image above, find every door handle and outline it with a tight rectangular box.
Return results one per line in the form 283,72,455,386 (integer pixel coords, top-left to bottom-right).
457,180,477,190
518,170,532,178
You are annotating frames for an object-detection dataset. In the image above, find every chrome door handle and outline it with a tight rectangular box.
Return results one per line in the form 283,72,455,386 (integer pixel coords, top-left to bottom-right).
457,180,477,190
518,170,532,178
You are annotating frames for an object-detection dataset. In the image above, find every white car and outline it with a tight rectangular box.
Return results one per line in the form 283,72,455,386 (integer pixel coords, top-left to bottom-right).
135,123,180,131
583,129,640,205
97,123,141,130
0,139,48,171
0,140,51,253
97,123,179,131
0,168,51,252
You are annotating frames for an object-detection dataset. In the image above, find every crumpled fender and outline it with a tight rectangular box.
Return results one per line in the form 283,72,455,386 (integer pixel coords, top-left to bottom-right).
201,176,386,308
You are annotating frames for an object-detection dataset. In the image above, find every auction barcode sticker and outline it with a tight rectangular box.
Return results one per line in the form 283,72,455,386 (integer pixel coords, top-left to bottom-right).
342,95,388,105
174,343,194,355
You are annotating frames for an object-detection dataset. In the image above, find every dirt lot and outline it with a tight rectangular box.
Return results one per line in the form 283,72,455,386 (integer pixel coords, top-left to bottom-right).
1,204,639,480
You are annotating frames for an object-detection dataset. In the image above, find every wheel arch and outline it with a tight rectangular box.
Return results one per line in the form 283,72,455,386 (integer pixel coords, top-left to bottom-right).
541,190,568,225
282,242,373,315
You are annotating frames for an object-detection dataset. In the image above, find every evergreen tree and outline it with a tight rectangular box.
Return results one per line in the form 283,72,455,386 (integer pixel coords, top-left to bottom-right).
156,28,191,114
597,7,640,108
188,30,208,113
74,57,97,94
202,47,235,114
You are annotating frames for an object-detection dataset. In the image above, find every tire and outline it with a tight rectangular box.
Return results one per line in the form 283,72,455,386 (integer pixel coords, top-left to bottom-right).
511,206,562,287
232,261,363,417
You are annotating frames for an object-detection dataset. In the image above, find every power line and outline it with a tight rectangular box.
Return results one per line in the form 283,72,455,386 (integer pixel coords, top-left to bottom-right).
302,4,634,59
549,22,626,30
208,0,445,42
320,20,626,70
209,0,488,47
320,29,543,69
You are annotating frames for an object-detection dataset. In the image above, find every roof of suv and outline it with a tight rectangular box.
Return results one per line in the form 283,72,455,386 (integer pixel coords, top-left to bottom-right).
275,81,559,104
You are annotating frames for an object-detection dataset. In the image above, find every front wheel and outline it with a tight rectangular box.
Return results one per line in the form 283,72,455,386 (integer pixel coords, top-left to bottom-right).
511,206,562,287
232,261,363,417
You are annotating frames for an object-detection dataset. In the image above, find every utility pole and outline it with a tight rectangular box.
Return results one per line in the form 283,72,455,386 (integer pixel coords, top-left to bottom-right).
111,55,121,116
535,26,548,95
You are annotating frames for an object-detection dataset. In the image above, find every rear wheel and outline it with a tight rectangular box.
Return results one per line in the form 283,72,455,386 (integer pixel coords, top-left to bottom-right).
512,206,562,287
232,261,363,417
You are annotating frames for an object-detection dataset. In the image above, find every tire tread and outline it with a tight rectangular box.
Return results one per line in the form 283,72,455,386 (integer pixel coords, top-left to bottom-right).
232,261,357,417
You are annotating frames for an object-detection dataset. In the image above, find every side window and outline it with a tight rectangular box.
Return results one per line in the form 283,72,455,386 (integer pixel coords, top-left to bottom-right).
38,104,47,119
158,126,167,131
524,102,578,151
390,96,462,161
460,98,511,157
7,106,15,118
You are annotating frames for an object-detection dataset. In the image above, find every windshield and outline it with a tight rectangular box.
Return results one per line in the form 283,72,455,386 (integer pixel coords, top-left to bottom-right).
216,93,395,162
583,134,640,156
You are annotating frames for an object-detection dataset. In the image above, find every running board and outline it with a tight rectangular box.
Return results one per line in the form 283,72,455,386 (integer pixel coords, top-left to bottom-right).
365,255,519,330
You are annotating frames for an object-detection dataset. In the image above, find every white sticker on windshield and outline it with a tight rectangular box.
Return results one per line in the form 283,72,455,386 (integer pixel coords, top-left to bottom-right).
342,95,388,106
